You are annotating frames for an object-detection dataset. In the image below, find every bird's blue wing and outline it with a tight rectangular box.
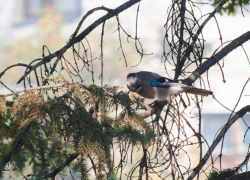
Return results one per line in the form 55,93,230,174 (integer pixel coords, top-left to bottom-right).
147,79,171,87
147,80,163,87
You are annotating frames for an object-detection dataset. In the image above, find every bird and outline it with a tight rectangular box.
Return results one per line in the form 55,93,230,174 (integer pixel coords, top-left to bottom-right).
126,71,213,101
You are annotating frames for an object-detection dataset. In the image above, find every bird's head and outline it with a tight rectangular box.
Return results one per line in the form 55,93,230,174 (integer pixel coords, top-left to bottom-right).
126,73,141,93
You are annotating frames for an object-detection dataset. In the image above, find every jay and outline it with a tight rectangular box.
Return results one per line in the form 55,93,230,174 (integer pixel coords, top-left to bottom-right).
126,71,213,101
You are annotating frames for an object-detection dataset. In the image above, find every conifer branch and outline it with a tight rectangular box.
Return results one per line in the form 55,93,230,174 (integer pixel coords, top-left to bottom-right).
0,83,116,98
0,84,66,97
226,171,250,180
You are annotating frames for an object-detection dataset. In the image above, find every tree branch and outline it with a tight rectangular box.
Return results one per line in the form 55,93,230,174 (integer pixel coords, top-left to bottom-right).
16,0,142,84
183,30,250,86
46,153,79,179
187,105,250,180
0,84,66,97
0,82,116,100
140,100,167,118
0,63,33,78
174,0,229,79
174,0,187,80
226,171,250,180
139,31,250,119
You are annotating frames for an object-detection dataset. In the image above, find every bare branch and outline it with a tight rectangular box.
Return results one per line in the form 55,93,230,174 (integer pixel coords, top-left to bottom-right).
46,153,79,179
183,31,250,86
174,0,229,79
0,63,33,78
187,105,250,180
0,84,66,97
15,0,142,84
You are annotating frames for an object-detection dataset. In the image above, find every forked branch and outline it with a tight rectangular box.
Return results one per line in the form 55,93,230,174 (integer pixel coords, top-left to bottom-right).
12,0,142,84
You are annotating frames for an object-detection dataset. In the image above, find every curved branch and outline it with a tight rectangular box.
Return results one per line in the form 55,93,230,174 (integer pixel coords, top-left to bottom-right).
183,30,250,85
187,105,250,180
0,63,32,78
16,0,142,84
174,0,229,79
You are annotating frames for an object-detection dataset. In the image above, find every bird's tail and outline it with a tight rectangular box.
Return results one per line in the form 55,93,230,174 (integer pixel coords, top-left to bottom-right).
184,87,213,96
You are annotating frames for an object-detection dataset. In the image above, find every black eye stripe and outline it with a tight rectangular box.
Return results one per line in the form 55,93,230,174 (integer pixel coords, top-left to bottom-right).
135,84,141,90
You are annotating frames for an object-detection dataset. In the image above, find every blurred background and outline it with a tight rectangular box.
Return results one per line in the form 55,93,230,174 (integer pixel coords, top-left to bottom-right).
0,0,250,178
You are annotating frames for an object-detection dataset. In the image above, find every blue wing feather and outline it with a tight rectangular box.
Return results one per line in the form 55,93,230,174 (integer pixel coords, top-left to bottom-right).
147,80,163,87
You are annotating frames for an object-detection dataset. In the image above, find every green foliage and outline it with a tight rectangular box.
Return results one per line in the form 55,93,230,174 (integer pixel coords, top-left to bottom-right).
72,159,89,180
211,0,249,15
45,97,111,155
114,127,151,146
0,148,11,178
0,70,156,179
114,113,154,146
0,125,31,177
114,92,133,113
108,174,118,180
206,169,235,180
0,122,52,178
88,84,106,100
0,87,116,179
